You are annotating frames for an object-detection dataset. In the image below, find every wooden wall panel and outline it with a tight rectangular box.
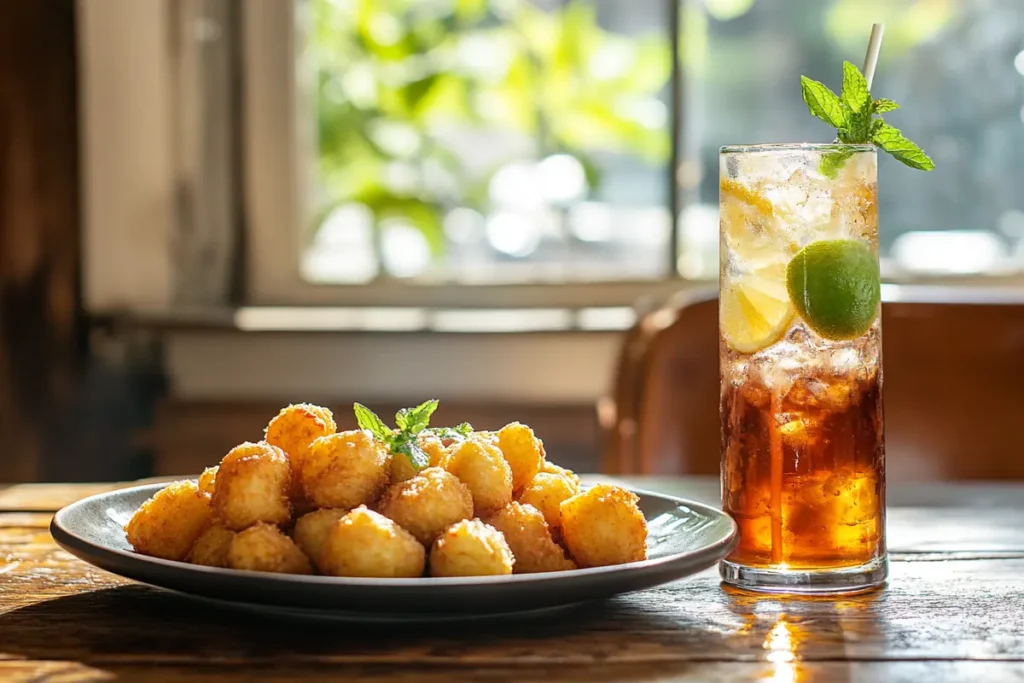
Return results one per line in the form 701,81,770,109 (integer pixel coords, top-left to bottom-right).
144,399,602,477
0,0,82,482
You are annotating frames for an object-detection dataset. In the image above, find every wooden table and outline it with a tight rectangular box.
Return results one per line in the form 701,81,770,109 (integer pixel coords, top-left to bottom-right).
2,477,1023,683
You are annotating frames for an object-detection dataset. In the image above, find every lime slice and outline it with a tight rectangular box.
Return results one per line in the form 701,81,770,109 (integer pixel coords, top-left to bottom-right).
786,239,880,340
721,261,794,354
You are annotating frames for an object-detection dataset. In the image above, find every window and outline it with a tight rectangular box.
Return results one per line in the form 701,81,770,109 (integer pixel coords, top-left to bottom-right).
284,0,1024,293
296,0,674,287
80,0,1024,314
688,0,1024,279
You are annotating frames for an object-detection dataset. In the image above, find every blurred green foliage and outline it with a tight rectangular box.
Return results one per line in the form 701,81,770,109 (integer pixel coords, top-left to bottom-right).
307,0,670,256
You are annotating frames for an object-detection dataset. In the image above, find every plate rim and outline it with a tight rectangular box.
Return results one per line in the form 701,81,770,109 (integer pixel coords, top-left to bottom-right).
50,480,738,589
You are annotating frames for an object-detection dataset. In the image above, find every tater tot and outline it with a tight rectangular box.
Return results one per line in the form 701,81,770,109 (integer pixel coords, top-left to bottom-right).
440,439,512,517
319,506,425,578
429,519,514,577
418,432,448,468
539,460,580,488
188,524,235,567
265,403,337,470
265,403,337,511
517,472,577,531
486,502,576,574
377,467,474,546
198,466,218,496
292,508,346,568
496,422,544,493
226,522,312,575
389,452,418,485
559,484,647,568
211,442,293,530
300,430,391,509
124,480,212,561
470,431,499,447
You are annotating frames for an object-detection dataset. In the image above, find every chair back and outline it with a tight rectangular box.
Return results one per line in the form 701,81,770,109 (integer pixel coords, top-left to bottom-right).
601,285,1024,481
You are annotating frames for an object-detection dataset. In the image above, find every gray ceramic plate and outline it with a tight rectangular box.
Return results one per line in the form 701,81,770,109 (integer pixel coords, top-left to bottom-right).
51,482,736,621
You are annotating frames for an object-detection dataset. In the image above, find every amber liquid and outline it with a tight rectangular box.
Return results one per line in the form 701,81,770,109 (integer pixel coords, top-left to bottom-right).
721,353,885,569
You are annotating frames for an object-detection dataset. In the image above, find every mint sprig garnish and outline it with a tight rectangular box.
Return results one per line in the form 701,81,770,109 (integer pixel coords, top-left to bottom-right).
354,400,441,471
800,61,934,177
428,423,474,441
394,399,439,434
353,403,392,440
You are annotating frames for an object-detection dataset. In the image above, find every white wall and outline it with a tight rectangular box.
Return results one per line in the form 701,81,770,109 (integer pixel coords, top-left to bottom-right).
77,0,176,310
165,331,622,403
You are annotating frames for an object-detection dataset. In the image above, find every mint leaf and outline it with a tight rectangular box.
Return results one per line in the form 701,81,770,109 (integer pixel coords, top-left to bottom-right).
801,63,933,173
820,149,857,179
354,403,392,440
841,111,873,144
395,399,439,434
873,98,899,113
800,76,847,129
872,122,935,170
356,401,442,473
429,422,474,442
841,61,870,114
390,433,430,470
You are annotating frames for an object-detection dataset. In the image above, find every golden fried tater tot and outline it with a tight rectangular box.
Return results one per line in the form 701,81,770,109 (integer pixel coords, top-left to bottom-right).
265,403,337,467
389,452,418,485
517,472,577,531
188,524,235,567
377,467,473,546
470,431,499,447
429,519,513,577
300,430,391,509
559,484,647,568
226,522,312,575
418,432,448,468
440,439,512,517
292,508,346,568
319,506,425,578
124,480,212,561
211,442,293,530
486,502,576,574
265,403,337,511
496,422,544,493
538,460,580,488
198,466,218,496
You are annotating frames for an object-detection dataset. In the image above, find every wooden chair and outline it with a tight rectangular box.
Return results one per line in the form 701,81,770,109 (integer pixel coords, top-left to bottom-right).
600,285,1024,481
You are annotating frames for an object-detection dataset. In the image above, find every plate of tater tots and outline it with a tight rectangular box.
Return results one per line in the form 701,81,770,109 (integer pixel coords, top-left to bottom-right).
51,400,737,620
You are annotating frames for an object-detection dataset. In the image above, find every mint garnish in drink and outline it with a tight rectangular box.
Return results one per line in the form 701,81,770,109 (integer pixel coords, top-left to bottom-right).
800,60,934,177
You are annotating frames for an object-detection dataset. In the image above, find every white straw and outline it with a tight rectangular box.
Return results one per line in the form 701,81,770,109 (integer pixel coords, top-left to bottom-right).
862,23,885,89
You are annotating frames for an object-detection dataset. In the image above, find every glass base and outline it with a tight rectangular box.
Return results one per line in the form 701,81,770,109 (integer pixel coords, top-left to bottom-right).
719,555,888,595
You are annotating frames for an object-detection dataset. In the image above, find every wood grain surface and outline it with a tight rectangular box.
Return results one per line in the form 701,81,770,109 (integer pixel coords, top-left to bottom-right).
2,480,1023,682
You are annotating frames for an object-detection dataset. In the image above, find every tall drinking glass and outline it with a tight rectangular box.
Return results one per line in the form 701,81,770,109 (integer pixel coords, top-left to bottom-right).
718,143,886,594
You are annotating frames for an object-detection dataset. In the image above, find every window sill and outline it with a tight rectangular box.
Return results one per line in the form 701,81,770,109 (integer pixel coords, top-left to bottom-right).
89,304,653,404
89,299,679,335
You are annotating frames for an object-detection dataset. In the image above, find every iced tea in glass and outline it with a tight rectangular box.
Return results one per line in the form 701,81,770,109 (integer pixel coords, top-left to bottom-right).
718,143,886,593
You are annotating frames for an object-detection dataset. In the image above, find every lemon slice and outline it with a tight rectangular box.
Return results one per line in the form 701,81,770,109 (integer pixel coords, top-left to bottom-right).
720,178,776,217
721,262,793,354
720,179,774,246
719,178,798,268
